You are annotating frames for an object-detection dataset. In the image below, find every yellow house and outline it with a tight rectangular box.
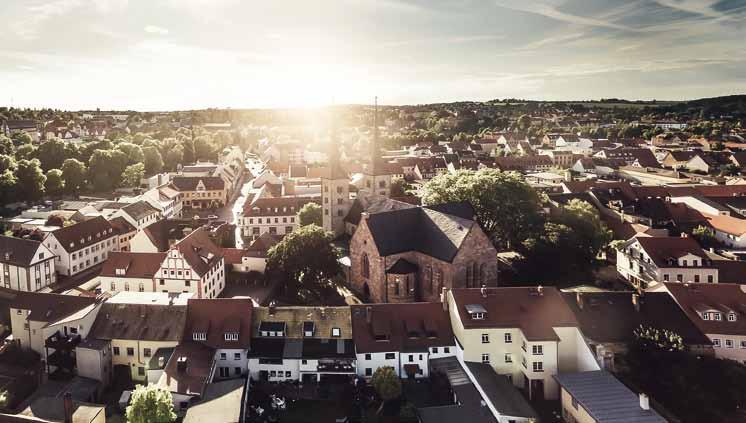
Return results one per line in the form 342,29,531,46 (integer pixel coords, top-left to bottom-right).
446,287,600,400
88,292,191,381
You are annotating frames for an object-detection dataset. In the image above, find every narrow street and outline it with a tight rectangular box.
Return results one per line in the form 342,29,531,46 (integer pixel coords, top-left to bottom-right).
231,156,266,248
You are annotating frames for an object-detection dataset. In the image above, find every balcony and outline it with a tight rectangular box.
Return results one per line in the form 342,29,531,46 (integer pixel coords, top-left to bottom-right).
317,360,355,373
45,331,81,351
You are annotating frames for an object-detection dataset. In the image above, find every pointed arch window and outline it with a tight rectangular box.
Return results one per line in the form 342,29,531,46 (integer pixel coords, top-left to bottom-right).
362,254,370,279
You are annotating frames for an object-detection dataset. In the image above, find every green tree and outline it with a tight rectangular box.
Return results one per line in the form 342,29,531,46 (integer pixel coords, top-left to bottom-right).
88,149,128,191
61,158,87,193
11,132,33,145
0,155,16,173
122,163,145,188
115,142,145,165
44,169,64,198
194,135,215,161
164,145,184,171
298,202,322,227
390,176,409,197
266,225,340,301
15,144,37,161
371,366,402,407
14,159,46,202
420,169,543,249
0,170,17,205
125,384,177,423
36,138,67,171
692,225,716,248
0,135,13,155
516,114,532,131
142,146,164,175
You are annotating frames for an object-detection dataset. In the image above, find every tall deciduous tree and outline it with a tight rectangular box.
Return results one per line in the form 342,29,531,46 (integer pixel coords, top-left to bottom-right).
36,138,67,171
142,146,164,175
122,163,145,188
371,366,402,405
15,159,46,202
164,145,184,171
298,202,322,227
61,158,87,193
44,169,64,198
115,142,145,165
125,384,177,423
266,225,340,300
0,170,17,205
421,169,543,249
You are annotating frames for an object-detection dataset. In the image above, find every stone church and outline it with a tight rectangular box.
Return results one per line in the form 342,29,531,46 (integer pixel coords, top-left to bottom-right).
349,202,498,303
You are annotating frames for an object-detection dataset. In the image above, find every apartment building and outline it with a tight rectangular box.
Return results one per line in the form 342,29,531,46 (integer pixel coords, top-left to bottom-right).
0,236,56,292
171,176,227,209
97,251,167,294
240,197,316,240
43,216,119,276
153,228,226,298
447,287,599,400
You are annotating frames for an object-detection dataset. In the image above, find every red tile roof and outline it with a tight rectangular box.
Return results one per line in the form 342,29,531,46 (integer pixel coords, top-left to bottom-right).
100,252,166,278
51,216,116,253
184,298,253,349
666,283,746,337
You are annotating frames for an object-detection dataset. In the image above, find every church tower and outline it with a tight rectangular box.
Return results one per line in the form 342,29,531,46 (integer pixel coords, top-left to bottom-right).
363,97,392,197
321,113,351,236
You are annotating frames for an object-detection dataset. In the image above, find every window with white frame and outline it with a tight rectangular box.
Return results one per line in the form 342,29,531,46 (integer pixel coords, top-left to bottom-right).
481,353,490,364
504,353,512,363
532,345,543,355
481,334,489,343
193,332,207,341
504,333,512,343
713,338,721,347
728,313,736,322
714,313,722,321
532,362,544,372
726,339,734,348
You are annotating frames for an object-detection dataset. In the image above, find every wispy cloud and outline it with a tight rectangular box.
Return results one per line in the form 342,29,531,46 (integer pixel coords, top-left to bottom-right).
379,34,505,48
493,0,641,31
653,0,746,21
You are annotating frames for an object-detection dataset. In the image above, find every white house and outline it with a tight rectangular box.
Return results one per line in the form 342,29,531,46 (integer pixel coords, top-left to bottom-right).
0,236,56,292
43,216,119,276
154,228,226,298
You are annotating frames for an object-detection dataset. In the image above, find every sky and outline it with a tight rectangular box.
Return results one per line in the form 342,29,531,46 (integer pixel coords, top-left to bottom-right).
1,0,746,110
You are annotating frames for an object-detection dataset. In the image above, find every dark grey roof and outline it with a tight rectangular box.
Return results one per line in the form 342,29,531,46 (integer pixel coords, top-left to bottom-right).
417,405,496,423
554,371,667,423
365,203,475,262
122,201,160,221
0,236,44,267
464,362,538,419
183,379,245,423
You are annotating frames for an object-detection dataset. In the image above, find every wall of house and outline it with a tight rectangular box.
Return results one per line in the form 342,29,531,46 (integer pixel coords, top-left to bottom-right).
554,326,600,374
0,256,56,292
76,343,112,386
247,358,300,381
708,333,746,363
356,352,400,378
240,214,299,238
560,387,598,423
399,350,429,378
214,348,249,379
232,257,267,274
110,339,179,381
98,276,154,294
44,233,118,276
155,251,225,298
128,232,160,253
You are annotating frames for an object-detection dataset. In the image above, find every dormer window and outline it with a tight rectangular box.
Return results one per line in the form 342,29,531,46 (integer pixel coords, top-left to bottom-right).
331,327,341,337
193,332,207,341
728,313,737,322
714,313,722,321
115,268,126,276
224,332,239,341
703,312,710,320
472,312,485,320
465,304,487,320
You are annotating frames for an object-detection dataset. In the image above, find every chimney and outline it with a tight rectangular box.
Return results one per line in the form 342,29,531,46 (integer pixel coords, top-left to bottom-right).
177,356,188,373
640,393,650,410
365,306,372,324
480,285,487,298
709,247,715,253
576,292,584,310
158,356,165,368
680,232,687,238
537,285,544,296
361,212,370,221
63,392,73,423
632,293,640,312
269,300,277,316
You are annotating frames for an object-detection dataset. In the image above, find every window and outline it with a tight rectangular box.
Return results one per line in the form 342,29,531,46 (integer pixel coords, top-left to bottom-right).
444,347,449,354
726,339,734,348
285,371,291,378
708,275,714,283
481,353,490,364
504,353,512,363
193,332,207,341
234,353,241,360
385,353,396,360
663,274,669,282
365,368,372,376
113,347,120,355
143,348,152,357
532,362,544,372
504,333,512,343
331,327,341,337
471,312,484,320
127,347,135,356
715,313,722,321
235,367,242,376
728,313,737,322
713,338,721,347
694,275,700,283
138,367,145,376
532,345,543,355
432,348,438,354
741,340,746,349
703,312,710,320
676,274,683,282
365,354,371,360
408,354,414,362
220,353,227,360
225,332,239,341
481,334,490,344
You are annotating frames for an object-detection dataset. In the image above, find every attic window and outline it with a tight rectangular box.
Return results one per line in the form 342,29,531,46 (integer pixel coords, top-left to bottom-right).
224,332,239,341
115,268,126,276
193,332,207,341
728,312,737,322
703,312,710,320
331,327,341,337
471,312,485,320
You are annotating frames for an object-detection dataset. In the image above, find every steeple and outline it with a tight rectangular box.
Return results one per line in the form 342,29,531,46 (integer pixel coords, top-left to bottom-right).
369,96,380,175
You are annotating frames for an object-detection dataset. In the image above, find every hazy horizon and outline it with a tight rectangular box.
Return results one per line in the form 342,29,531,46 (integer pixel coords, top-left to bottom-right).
2,0,746,111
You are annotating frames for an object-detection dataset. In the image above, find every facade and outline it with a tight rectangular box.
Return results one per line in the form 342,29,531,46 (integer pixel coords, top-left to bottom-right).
43,216,118,276
667,283,746,363
0,236,56,292
239,197,315,240
97,251,167,294
154,228,226,299
349,203,498,303
141,184,183,219
248,306,356,383
88,292,190,381
109,217,137,253
616,235,718,289
171,176,227,209
350,303,455,379
447,287,600,401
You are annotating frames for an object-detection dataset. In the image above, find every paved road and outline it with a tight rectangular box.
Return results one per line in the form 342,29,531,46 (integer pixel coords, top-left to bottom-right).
232,157,266,248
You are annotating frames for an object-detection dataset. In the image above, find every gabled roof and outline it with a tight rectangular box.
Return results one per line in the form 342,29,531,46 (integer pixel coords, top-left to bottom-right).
242,197,316,217
562,291,710,346
100,252,166,278
174,228,224,277
554,371,666,423
343,196,417,226
184,298,253,349
10,291,97,323
108,216,136,235
251,306,352,339
140,219,207,252
121,201,160,221
51,216,116,253
666,283,746,336
158,341,214,396
464,362,538,419
171,176,225,191
0,236,46,267
633,236,707,267
450,287,578,341
364,203,476,262
350,303,454,353
90,301,186,341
